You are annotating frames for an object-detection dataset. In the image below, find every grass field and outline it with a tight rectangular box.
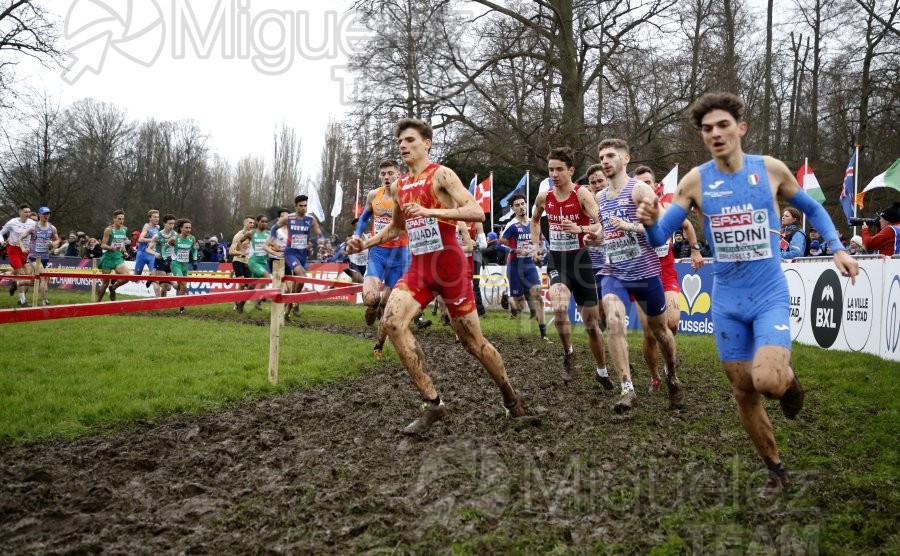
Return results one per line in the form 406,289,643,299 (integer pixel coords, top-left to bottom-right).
1,290,898,553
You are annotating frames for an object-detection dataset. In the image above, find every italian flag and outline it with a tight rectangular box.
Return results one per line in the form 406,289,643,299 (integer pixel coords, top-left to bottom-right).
796,160,826,204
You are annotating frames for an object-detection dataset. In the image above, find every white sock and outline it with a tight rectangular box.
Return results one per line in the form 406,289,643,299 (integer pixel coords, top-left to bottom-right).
18,292,26,303
596,367,609,378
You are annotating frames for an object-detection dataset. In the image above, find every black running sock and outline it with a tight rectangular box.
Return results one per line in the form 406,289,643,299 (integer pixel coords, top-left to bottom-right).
539,324,547,337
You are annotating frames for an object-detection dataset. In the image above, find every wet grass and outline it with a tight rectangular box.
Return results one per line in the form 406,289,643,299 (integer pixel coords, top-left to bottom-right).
0,296,389,442
0,293,897,553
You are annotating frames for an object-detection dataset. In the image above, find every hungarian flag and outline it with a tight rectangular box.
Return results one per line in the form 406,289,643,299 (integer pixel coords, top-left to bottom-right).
474,175,492,213
796,161,826,203
656,165,678,204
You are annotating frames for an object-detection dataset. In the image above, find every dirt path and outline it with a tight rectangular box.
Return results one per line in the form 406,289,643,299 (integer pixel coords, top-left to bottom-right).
0,320,819,554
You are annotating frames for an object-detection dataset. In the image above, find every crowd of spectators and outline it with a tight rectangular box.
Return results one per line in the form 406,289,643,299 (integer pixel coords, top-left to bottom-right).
4,202,898,267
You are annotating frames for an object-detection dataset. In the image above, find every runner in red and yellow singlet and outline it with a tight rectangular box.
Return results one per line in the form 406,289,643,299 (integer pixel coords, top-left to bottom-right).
346,118,531,435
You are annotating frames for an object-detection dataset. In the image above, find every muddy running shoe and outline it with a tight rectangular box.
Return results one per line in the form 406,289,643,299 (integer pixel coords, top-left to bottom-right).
503,396,527,418
236,301,245,314
759,463,789,499
595,373,615,391
179,307,185,314
8,281,17,295
403,400,448,435
780,374,804,420
648,377,661,393
42,299,50,306
416,316,432,330
542,336,553,345
500,292,509,310
292,304,301,317
365,305,378,326
254,299,263,311
613,389,638,414
18,300,28,308
145,280,153,288
562,351,575,383
440,313,451,326
665,375,685,410
373,342,383,360
109,287,117,301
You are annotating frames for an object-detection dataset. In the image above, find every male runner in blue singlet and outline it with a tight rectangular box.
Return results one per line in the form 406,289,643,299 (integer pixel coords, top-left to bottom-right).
637,92,858,496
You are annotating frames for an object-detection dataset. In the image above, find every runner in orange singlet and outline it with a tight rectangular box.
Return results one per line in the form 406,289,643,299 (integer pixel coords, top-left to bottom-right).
347,118,530,434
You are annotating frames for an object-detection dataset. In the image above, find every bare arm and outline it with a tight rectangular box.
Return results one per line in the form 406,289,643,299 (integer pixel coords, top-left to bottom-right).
403,167,484,222
530,192,547,263
458,222,474,253
100,227,115,251
138,224,153,245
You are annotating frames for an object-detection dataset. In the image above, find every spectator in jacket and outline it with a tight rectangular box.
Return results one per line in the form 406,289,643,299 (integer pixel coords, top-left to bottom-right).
780,207,806,259
862,202,900,256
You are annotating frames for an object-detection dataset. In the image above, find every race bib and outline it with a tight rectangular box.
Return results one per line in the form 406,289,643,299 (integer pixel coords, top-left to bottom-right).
549,225,579,251
518,242,534,258
407,217,442,256
253,242,266,257
655,242,670,258
112,239,125,249
605,231,640,263
34,237,50,253
709,209,773,262
374,215,392,234
175,249,189,263
290,233,308,250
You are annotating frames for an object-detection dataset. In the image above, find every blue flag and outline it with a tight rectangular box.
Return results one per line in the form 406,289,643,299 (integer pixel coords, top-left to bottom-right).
499,173,528,209
839,152,856,225
468,175,478,195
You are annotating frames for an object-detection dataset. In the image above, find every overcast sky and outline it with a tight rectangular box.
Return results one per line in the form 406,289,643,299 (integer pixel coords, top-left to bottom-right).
17,0,364,179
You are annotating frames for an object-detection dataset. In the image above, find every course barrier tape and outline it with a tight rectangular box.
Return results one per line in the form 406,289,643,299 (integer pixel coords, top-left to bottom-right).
1,271,270,285
0,279,362,324
0,289,277,324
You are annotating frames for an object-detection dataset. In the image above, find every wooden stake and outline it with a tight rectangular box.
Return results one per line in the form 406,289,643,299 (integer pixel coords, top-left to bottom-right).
91,259,98,302
267,259,285,385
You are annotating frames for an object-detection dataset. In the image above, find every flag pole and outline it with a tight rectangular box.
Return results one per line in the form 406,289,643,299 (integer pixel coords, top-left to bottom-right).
802,157,808,230
853,145,860,236
355,179,360,218
526,170,530,219
489,172,494,230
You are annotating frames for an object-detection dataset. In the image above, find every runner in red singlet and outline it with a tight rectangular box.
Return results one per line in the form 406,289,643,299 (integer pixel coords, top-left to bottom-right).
346,118,530,434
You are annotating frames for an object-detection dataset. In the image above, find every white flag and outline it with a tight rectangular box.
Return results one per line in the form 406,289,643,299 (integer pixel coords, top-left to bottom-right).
331,181,344,218
306,183,325,222
659,165,678,204
531,177,553,217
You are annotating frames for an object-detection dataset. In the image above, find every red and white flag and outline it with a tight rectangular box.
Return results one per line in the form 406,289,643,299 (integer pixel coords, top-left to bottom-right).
474,174,492,213
656,165,678,205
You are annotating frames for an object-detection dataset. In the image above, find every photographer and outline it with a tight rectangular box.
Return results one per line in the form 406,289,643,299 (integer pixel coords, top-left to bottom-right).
861,202,900,256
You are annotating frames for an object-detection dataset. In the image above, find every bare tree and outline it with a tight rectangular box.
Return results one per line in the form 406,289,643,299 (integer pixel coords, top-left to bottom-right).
0,1,63,107
271,122,301,207
0,90,80,225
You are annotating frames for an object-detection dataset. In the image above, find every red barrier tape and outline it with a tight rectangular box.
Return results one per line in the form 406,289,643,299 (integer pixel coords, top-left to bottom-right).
0,289,278,324
35,271,269,285
276,284,362,304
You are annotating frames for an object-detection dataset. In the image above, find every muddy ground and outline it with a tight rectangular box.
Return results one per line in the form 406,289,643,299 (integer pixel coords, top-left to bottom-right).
1,315,831,554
